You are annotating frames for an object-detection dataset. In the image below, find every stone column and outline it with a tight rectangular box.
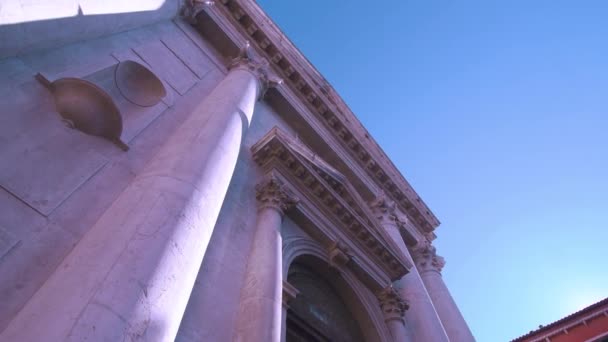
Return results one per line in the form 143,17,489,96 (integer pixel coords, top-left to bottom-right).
377,286,411,342
281,281,299,342
234,175,298,342
0,43,280,342
414,243,476,342
370,194,449,342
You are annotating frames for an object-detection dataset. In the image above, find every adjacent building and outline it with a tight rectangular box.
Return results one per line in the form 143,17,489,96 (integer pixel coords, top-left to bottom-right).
0,1,475,340
513,298,608,342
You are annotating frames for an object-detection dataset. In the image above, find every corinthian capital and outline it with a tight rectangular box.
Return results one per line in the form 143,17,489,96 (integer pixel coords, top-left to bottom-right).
369,191,397,222
412,241,445,274
377,285,409,322
229,42,282,98
369,191,410,227
255,175,299,215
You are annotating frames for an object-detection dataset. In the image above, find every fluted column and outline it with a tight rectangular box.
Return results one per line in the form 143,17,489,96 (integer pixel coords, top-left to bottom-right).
414,243,476,342
1,43,280,342
370,193,449,342
377,286,411,342
234,175,298,342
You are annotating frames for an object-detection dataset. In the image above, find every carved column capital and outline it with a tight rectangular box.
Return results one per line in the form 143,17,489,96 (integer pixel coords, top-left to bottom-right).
369,191,410,228
369,191,397,224
255,175,299,215
181,0,215,24
229,42,282,99
412,241,446,274
377,285,409,323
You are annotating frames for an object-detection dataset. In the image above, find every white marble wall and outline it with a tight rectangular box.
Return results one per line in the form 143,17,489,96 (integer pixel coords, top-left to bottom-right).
0,18,225,333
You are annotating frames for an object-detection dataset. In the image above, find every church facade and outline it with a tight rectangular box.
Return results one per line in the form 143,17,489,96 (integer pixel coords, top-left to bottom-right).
0,1,475,341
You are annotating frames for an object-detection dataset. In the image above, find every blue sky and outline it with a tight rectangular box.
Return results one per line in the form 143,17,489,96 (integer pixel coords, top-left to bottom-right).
256,1,608,341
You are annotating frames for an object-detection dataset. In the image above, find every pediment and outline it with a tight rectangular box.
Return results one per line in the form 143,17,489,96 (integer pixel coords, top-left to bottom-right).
252,127,412,281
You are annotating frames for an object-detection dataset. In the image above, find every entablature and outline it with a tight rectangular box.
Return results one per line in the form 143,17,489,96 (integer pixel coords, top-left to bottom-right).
252,127,412,283
191,0,440,238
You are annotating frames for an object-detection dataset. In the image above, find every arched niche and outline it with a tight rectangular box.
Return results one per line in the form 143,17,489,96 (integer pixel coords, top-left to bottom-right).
114,60,166,107
35,73,129,151
283,238,391,342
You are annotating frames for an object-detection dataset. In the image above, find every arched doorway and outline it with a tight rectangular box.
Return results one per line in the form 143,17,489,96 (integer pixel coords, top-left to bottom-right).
285,254,384,342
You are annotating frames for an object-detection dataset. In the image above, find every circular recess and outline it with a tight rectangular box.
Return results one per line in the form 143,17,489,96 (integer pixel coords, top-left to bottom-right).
115,60,166,107
51,77,124,147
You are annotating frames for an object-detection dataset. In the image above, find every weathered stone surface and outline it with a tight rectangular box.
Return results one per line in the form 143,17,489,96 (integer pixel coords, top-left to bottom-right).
0,1,474,341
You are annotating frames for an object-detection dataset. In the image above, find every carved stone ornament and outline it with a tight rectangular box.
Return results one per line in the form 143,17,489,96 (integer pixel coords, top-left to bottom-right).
328,240,351,269
369,191,397,222
255,175,299,215
377,285,409,322
370,191,408,225
413,241,446,274
181,0,215,24
229,41,283,99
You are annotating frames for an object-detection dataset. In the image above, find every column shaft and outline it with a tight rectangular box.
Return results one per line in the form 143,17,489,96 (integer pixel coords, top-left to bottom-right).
1,66,263,342
234,207,283,342
393,247,449,342
370,194,449,342
416,247,476,341
386,320,411,341
233,175,297,342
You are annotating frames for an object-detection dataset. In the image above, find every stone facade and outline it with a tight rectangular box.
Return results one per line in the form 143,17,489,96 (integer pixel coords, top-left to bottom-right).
0,1,474,341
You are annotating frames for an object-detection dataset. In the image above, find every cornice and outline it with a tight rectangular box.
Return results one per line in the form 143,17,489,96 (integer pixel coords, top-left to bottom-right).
202,0,440,236
252,127,410,281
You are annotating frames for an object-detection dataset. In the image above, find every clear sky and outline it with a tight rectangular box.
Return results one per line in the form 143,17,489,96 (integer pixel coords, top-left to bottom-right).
256,1,608,341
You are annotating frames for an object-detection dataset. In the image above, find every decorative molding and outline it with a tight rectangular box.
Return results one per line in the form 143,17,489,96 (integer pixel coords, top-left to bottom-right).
377,285,408,323
253,127,409,281
328,240,351,269
200,0,440,236
255,174,299,215
412,242,445,274
229,42,282,99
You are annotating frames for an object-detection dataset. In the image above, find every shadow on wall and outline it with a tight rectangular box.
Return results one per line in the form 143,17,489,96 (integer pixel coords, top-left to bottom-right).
0,0,180,58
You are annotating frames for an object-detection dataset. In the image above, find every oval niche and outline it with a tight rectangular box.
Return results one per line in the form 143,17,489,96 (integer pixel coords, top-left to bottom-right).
43,76,128,151
114,60,166,107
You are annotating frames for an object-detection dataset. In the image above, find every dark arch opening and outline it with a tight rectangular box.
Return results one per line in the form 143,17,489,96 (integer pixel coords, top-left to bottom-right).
286,254,380,342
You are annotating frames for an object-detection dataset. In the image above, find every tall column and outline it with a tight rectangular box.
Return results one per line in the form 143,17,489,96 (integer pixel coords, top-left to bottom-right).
377,286,411,342
370,193,449,342
0,43,280,342
234,175,298,342
414,243,476,342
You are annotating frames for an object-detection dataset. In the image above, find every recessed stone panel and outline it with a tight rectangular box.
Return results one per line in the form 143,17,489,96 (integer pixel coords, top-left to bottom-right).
0,226,19,261
0,110,108,216
133,40,198,96
160,34,212,80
